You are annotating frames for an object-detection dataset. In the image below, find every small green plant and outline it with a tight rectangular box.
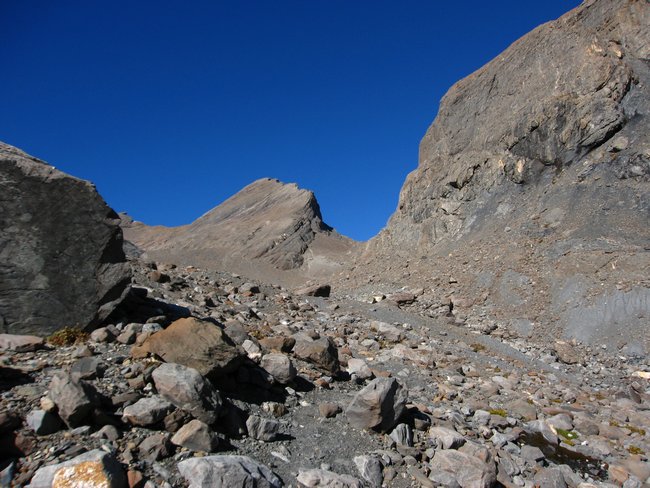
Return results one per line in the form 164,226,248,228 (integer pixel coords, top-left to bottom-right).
47,327,88,346
489,408,508,417
556,428,579,440
628,445,645,455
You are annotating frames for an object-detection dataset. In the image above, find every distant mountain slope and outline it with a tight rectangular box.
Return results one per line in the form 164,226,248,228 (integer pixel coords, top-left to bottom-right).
122,178,358,285
360,0,649,352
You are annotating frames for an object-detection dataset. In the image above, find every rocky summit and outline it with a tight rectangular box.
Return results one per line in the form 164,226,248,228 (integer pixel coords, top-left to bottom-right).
1,0,649,487
122,178,358,286
0,143,131,336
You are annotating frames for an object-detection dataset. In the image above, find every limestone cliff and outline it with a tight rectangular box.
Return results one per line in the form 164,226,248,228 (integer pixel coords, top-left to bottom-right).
363,0,649,352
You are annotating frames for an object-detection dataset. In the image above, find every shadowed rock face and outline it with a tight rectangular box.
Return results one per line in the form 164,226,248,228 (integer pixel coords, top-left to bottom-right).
0,142,131,335
362,0,649,351
123,178,357,284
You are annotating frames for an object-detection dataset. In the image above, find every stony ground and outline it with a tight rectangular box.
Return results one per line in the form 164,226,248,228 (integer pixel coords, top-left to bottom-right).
1,259,649,487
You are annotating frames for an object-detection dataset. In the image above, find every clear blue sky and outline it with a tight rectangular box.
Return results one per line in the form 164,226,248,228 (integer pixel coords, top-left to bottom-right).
1,1,580,241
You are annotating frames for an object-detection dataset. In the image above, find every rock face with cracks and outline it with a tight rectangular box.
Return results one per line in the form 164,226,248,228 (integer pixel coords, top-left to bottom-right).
363,0,650,353
0,142,131,336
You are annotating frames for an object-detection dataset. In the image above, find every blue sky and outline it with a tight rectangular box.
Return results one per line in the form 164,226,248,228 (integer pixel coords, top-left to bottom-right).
1,1,580,241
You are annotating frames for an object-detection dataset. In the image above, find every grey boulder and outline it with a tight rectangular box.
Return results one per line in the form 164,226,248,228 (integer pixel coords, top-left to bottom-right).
177,455,282,488
346,377,407,432
0,142,130,336
261,353,297,384
152,362,223,424
48,372,98,428
121,395,174,426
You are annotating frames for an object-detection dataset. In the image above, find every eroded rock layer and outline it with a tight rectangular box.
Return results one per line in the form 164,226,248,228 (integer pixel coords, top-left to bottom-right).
363,0,649,351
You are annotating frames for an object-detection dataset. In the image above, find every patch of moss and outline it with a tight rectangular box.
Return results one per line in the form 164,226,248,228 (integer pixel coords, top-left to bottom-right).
625,425,646,436
489,408,508,417
47,327,88,346
628,445,645,455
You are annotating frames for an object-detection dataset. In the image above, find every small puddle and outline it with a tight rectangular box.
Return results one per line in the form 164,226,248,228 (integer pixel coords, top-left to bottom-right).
520,432,608,480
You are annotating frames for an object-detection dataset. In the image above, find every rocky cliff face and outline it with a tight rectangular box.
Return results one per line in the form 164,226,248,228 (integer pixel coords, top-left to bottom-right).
0,143,131,335
123,178,357,285
362,0,649,352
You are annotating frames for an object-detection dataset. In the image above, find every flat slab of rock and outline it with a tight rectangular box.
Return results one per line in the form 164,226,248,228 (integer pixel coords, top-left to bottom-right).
346,377,407,432
0,334,44,352
132,317,244,378
0,142,130,336
177,455,282,488
26,449,126,488
429,449,497,488
297,468,362,488
152,362,223,424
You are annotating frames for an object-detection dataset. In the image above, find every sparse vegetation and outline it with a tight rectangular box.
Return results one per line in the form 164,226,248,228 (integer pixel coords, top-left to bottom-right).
628,445,645,455
489,408,507,417
556,428,579,440
47,326,88,346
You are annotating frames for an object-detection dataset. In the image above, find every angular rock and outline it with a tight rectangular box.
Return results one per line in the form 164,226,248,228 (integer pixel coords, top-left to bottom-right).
152,362,223,424
553,341,580,365
353,455,383,488
319,402,342,419
261,353,297,384
131,317,243,378
27,449,126,488
259,336,295,353
297,468,362,488
246,415,280,442
171,419,219,452
0,334,44,352
390,423,413,447
429,426,466,449
0,142,131,336
346,377,407,432
26,409,62,436
429,449,497,488
70,356,106,382
371,321,404,342
293,337,339,372
177,455,282,488
48,372,98,428
121,396,173,426
347,358,373,380
138,433,172,462
294,284,331,297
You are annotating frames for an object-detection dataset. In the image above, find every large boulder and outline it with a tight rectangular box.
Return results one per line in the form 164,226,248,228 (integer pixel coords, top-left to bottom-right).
0,142,131,336
132,317,244,378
